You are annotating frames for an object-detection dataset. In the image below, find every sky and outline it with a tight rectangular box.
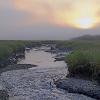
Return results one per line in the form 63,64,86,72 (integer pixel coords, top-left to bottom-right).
0,0,100,40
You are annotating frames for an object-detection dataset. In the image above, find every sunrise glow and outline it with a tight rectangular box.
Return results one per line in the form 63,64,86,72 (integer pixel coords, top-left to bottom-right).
11,0,100,29
74,17,95,29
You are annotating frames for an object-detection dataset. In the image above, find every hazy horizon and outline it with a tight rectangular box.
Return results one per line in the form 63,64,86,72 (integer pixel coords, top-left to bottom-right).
0,0,100,40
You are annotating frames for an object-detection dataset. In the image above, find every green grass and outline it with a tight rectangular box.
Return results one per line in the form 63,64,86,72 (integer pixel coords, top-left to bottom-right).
0,40,33,60
62,40,100,83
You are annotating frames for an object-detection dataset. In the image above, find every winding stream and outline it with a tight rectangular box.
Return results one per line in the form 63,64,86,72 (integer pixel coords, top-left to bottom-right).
0,47,95,100
18,48,67,69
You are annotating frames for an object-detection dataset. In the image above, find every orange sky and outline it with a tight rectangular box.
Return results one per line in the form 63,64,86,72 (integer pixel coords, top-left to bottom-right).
0,0,100,39
11,0,100,29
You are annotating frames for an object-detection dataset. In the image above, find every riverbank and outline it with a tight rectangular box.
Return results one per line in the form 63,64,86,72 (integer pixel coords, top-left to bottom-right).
47,45,100,99
0,40,37,68
53,39,100,99
0,64,37,74
55,78,100,100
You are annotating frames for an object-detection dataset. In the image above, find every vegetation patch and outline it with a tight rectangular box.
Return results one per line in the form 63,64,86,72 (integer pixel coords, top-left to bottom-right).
64,38,100,83
0,41,34,67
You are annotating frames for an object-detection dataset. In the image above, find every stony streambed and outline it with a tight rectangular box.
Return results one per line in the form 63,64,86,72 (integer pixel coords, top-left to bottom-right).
0,65,95,100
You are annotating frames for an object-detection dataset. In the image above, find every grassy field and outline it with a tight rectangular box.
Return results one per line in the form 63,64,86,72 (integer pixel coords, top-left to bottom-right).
60,37,100,83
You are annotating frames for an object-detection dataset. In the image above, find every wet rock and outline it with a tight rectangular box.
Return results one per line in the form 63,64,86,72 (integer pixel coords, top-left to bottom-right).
54,57,65,61
0,90,9,100
0,64,37,74
0,80,9,100
55,78,100,99
97,71,100,84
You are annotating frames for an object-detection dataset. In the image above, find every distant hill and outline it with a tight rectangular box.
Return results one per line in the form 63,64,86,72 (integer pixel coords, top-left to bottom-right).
72,35,100,41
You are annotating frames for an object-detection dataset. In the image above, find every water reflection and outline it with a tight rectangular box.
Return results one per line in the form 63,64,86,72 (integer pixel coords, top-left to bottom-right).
18,48,66,68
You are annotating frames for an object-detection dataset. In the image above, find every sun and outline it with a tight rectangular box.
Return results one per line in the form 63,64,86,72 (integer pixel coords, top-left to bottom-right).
74,17,94,29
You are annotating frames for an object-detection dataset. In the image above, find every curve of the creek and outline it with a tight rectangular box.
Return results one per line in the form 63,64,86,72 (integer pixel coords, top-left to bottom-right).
0,47,96,100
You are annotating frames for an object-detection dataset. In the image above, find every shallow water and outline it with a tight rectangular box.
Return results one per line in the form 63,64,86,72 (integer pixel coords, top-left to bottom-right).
18,48,67,69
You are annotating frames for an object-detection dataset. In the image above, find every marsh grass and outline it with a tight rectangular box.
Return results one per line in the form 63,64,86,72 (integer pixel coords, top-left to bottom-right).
0,41,32,60
64,40,100,83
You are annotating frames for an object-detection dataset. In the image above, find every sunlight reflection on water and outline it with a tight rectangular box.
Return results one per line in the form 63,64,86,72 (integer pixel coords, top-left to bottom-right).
18,48,67,69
